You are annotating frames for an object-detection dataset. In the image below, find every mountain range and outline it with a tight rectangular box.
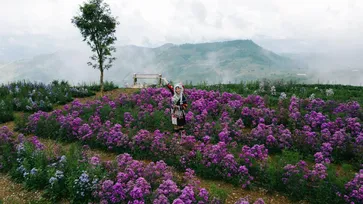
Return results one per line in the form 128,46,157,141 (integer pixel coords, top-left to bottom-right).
0,40,307,85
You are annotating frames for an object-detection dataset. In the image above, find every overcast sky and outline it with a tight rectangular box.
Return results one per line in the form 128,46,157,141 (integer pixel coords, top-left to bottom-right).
1,0,363,53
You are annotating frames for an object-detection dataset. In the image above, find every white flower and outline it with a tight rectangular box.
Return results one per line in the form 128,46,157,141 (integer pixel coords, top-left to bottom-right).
30,168,38,175
17,143,25,154
17,165,26,173
55,170,64,179
60,155,67,163
279,92,287,100
326,88,334,96
259,81,265,92
270,86,276,96
309,93,315,100
49,177,57,186
23,172,29,178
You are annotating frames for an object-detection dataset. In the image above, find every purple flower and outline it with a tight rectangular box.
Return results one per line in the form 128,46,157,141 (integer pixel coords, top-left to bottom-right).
157,179,180,196
124,112,134,127
172,199,185,204
78,124,93,141
109,101,116,109
97,180,126,202
90,155,101,166
253,198,265,204
314,152,326,164
234,197,250,204
29,136,45,150
239,144,268,167
198,188,209,201
221,154,238,176
182,168,200,188
130,187,143,199
218,128,231,143
202,136,211,144
153,194,170,204
128,200,145,204
344,169,363,203
134,177,151,195
178,186,195,204
266,135,276,145
321,143,333,156
288,96,301,121
0,126,14,142
239,166,249,175
330,130,347,148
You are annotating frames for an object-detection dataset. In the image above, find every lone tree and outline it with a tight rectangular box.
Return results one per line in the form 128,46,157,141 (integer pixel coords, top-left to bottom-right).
71,0,119,96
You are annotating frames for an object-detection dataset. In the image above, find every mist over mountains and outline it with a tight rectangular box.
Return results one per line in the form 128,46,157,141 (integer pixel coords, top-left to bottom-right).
0,39,309,86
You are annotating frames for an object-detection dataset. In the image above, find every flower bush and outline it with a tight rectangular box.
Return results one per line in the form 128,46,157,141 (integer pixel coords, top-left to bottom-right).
0,80,118,124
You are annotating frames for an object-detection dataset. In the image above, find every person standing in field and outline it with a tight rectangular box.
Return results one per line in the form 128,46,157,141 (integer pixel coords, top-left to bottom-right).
162,78,187,134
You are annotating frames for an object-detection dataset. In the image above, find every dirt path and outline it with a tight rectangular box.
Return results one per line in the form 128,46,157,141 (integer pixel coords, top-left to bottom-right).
0,88,294,204
0,174,43,204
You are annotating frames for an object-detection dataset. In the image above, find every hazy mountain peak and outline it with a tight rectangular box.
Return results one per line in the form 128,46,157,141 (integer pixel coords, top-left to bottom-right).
1,39,305,85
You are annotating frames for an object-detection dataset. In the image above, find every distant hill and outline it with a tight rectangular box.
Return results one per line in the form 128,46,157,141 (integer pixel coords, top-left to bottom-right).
0,40,307,85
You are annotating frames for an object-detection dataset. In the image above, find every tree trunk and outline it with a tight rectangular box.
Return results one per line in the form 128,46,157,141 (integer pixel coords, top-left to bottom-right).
100,69,104,97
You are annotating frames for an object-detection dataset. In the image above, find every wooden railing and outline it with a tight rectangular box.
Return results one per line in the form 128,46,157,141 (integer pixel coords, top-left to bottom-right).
133,73,162,86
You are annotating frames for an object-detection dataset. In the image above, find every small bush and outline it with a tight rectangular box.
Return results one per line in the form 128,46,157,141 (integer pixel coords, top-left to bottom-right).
0,99,14,123
209,184,229,203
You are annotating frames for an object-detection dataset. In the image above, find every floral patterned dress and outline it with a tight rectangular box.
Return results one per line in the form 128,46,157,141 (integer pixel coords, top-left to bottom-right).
166,83,187,126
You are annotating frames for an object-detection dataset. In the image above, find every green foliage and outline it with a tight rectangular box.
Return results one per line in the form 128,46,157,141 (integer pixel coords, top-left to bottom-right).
0,140,16,172
258,150,303,192
140,110,171,131
14,113,31,132
256,151,352,204
0,99,14,123
44,168,67,202
209,184,229,203
76,81,118,92
0,80,98,122
2,136,107,203
28,198,53,204
9,142,48,189
35,116,76,142
99,104,113,122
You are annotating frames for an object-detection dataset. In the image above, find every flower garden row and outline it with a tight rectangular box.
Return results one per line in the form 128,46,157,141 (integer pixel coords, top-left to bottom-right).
0,80,118,123
187,79,363,107
0,126,268,204
15,87,363,203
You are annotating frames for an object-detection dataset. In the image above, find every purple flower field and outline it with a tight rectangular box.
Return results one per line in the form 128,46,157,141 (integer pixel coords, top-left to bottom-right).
0,125,268,203
12,87,363,203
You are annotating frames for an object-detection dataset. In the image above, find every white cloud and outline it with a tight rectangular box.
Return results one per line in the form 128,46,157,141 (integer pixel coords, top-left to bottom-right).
0,0,362,48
